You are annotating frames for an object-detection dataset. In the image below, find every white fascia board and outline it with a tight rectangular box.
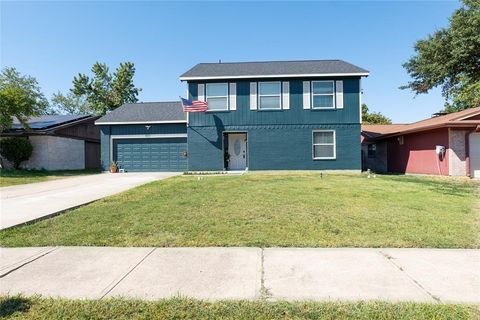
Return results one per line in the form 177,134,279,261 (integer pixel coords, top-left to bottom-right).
179,72,370,81
95,120,187,125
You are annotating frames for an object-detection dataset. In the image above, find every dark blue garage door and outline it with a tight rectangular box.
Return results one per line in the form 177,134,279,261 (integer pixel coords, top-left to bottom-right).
113,138,187,172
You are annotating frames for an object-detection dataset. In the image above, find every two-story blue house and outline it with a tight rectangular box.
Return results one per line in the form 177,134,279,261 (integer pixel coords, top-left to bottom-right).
96,60,369,172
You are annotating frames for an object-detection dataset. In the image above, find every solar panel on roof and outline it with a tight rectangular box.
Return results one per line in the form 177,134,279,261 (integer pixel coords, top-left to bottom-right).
11,115,89,130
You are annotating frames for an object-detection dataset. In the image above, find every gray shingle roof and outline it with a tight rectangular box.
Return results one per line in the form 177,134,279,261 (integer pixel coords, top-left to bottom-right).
95,102,186,124
180,60,369,80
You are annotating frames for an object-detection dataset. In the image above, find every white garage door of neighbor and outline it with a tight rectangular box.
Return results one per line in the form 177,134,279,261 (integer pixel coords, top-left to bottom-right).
470,133,480,179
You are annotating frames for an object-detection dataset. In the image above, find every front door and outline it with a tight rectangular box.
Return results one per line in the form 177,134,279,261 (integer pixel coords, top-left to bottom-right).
228,133,247,170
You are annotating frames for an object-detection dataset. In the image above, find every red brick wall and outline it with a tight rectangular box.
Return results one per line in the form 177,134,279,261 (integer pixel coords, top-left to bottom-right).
387,128,450,175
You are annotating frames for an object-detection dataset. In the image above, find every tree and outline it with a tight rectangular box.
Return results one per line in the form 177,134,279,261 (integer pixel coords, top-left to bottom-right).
0,67,49,132
402,0,480,112
50,91,92,115
0,137,33,169
362,104,392,125
72,62,141,115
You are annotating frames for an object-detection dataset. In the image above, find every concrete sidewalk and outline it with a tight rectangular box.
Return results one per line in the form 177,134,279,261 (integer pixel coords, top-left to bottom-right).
0,247,478,303
0,172,179,229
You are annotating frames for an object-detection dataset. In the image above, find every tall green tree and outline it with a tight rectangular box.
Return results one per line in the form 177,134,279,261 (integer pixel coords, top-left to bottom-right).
50,91,92,115
0,67,49,132
72,62,141,115
362,104,392,125
402,0,480,112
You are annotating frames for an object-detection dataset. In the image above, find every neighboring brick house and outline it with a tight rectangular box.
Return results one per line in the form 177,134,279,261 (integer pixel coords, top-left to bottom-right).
362,107,480,178
1,115,101,170
97,59,369,172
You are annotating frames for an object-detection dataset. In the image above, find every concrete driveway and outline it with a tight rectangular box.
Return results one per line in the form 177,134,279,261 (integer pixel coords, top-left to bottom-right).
0,172,179,229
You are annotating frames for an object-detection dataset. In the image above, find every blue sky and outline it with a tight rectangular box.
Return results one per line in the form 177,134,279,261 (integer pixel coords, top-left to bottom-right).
1,1,460,123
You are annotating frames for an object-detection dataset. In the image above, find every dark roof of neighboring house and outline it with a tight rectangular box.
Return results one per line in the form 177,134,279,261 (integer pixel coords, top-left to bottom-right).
362,124,410,139
362,107,480,140
95,102,186,124
180,59,370,80
9,114,93,131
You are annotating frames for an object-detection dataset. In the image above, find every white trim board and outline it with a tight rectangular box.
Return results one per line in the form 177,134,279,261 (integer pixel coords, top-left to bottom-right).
96,120,187,125
180,72,370,81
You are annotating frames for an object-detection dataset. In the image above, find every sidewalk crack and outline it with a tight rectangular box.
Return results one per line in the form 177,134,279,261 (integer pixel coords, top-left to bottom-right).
100,248,156,299
259,247,271,300
379,250,441,303
0,247,58,278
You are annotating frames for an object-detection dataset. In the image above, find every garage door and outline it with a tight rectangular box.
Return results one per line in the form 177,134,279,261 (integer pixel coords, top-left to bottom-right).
113,138,187,172
470,133,480,179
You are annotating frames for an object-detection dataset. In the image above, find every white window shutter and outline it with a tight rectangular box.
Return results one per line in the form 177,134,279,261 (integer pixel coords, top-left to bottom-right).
303,81,311,109
229,83,237,110
282,81,290,110
250,82,257,110
197,84,205,102
336,80,344,109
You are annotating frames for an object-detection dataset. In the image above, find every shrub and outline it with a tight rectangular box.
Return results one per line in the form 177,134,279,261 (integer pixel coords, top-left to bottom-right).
0,137,33,169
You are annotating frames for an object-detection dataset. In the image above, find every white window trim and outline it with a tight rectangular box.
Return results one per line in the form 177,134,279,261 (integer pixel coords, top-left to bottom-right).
258,81,282,110
312,130,336,160
311,80,336,110
206,83,229,111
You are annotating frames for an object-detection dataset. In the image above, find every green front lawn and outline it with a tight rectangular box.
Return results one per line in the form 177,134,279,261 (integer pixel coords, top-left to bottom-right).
0,169,101,187
0,296,477,320
0,173,478,248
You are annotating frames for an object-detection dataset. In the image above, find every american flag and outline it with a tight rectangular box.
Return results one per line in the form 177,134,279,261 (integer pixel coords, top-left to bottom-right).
180,97,208,112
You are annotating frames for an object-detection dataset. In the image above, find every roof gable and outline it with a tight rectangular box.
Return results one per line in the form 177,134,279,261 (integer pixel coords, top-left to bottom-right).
180,60,369,81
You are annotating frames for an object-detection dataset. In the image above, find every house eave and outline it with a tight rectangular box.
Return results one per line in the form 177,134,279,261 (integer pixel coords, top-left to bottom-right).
368,122,480,141
179,72,370,81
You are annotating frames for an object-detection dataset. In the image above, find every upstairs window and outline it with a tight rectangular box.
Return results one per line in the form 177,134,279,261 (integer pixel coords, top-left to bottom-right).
313,130,336,159
258,82,281,110
206,83,228,111
312,81,335,109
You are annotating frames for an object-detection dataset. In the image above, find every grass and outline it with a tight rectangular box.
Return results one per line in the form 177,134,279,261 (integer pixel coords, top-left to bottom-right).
0,173,478,248
0,296,478,320
0,168,102,187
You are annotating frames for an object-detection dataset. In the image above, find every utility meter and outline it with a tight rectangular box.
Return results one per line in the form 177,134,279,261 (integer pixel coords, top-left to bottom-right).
436,145,446,160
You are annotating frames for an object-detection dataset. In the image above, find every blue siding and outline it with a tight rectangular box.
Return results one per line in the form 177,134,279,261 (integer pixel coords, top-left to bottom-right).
187,77,361,171
188,125,360,171
188,78,360,127
100,123,187,170
188,126,224,171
